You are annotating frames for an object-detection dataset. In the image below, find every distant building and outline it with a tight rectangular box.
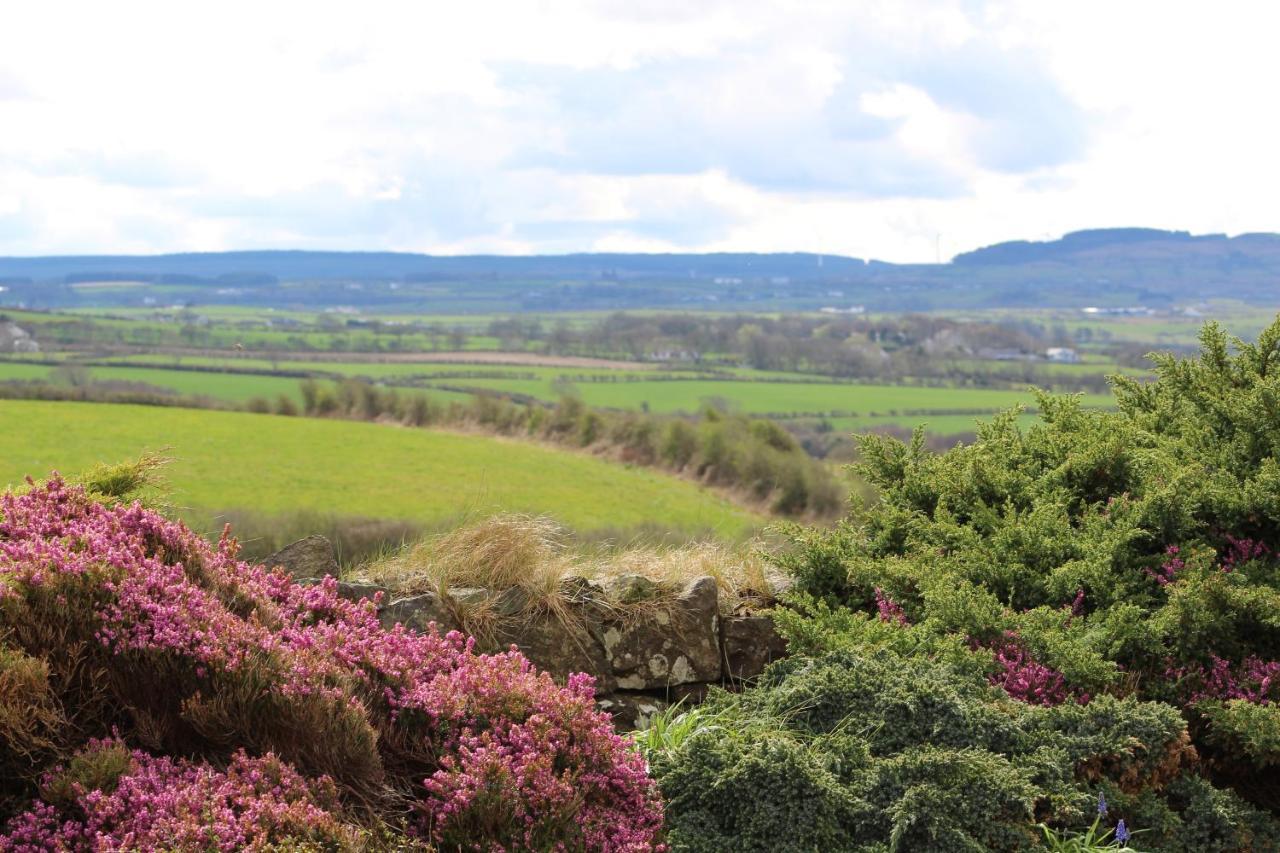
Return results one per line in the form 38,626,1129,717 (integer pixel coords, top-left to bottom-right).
819,305,866,315
0,321,39,353
648,349,699,362
1081,306,1153,316
1045,347,1081,363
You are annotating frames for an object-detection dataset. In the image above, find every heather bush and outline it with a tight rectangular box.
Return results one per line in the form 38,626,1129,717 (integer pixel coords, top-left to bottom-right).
0,476,663,850
4,740,360,850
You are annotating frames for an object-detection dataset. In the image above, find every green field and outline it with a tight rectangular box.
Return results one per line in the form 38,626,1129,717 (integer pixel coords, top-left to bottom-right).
98,355,663,382
0,354,1117,438
814,411,1043,435
432,376,1114,417
0,400,762,536
9,303,1193,444
0,361,476,407
0,361,307,403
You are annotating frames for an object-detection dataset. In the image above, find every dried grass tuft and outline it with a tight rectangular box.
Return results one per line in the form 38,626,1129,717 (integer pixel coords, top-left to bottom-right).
433,514,568,592
364,514,781,628
367,514,568,593
364,515,579,640
586,541,780,613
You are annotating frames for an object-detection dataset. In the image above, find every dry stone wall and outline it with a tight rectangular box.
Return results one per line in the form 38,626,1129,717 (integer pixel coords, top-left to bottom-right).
273,538,788,729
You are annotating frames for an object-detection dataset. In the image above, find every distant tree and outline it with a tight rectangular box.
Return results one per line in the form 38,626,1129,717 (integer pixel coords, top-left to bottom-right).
50,364,91,388
273,394,299,416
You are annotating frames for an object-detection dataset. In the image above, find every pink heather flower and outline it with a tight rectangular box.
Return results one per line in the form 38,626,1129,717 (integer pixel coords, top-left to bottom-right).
982,631,1070,706
0,477,665,851
1144,545,1184,587
1220,536,1268,573
1,743,355,851
1168,654,1280,704
874,587,909,626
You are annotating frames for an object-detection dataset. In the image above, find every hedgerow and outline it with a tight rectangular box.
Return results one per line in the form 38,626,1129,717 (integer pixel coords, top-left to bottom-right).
0,473,663,850
296,377,845,517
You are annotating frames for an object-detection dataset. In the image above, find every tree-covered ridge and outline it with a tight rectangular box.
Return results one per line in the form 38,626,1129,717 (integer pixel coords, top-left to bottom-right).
5,228,1280,311
648,318,1280,851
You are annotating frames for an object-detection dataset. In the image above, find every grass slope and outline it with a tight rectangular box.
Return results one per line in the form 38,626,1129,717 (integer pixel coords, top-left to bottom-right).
0,361,475,406
0,400,761,537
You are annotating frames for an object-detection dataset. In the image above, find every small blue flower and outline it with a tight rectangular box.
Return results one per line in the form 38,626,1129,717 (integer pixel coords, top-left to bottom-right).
1115,819,1130,844
1097,793,1108,816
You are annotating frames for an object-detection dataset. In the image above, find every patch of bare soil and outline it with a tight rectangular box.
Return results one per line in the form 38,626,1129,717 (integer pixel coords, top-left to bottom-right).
88,345,657,371
373,351,657,370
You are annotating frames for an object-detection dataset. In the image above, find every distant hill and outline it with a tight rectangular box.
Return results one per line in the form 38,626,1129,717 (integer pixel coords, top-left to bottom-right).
954,228,1280,266
2,228,1278,311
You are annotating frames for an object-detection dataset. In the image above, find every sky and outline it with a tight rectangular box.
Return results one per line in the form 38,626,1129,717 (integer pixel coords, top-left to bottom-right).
1,0,1278,262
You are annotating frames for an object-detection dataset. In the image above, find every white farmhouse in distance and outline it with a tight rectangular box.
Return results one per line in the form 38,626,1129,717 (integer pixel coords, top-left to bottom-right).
1045,347,1081,363
0,321,39,353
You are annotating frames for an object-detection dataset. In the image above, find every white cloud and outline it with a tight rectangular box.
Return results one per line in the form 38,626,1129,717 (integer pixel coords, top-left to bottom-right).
0,0,1278,260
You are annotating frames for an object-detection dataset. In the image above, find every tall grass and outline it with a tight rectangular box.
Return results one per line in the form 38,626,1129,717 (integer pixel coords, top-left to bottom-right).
361,512,784,619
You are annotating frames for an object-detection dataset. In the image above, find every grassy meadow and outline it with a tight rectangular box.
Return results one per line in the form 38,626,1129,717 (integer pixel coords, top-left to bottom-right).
0,360,307,403
0,400,763,538
433,375,1114,416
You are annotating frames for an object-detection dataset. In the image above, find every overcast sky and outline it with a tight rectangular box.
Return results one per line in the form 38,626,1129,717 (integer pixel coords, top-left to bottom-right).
1,1,1277,261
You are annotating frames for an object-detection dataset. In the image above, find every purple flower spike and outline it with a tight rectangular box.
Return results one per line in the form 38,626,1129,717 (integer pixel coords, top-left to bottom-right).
1097,792,1108,816
1115,819,1129,843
